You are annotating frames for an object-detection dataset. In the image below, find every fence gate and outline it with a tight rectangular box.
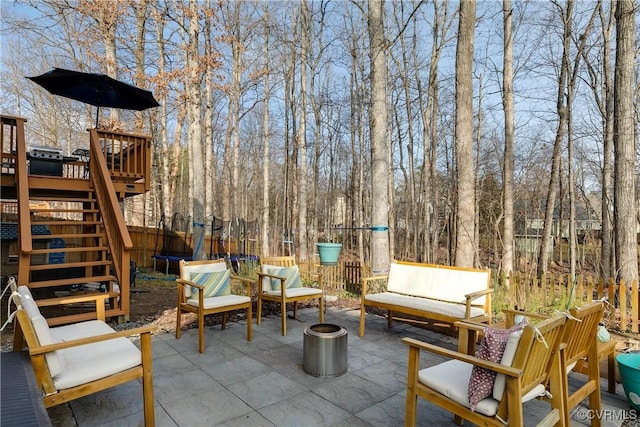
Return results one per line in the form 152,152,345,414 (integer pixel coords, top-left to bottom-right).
345,261,361,294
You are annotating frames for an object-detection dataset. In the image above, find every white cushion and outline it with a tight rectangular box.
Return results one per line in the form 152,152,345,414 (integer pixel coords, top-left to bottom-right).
49,320,141,390
493,329,523,400
364,292,485,318
17,286,65,377
30,314,65,377
420,359,546,418
420,359,499,416
187,294,251,309
260,264,280,292
264,287,322,298
181,261,228,297
386,263,489,304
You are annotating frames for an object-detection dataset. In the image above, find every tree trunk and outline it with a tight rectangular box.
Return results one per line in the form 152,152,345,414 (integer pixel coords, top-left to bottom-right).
297,0,310,261
368,0,390,274
454,0,476,267
502,0,515,285
187,0,205,260
537,1,572,278
613,0,638,283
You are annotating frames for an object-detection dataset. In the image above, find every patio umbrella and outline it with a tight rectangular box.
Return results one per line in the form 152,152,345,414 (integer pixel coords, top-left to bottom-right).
27,67,160,126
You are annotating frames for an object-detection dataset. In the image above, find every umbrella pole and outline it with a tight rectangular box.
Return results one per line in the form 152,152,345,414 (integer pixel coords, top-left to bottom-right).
95,106,100,128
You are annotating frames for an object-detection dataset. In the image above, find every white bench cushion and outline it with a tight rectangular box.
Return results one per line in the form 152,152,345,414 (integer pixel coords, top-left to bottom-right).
49,320,141,390
419,359,545,418
386,263,489,305
364,292,485,318
187,294,251,309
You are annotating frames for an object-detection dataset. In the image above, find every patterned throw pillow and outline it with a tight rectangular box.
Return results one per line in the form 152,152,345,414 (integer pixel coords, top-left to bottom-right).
190,269,231,298
266,265,302,290
467,319,528,410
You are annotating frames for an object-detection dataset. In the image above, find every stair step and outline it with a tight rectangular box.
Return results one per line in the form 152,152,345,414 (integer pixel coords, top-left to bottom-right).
30,207,99,214
32,232,105,240
30,246,109,254
30,220,101,226
29,260,112,271
28,275,116,288
30,196,96,203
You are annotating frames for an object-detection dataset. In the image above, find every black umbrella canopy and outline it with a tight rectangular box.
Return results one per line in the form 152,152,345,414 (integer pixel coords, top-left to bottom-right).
27,67,159,115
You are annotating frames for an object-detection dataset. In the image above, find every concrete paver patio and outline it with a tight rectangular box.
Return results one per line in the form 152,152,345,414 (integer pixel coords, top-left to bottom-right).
51,306,634,426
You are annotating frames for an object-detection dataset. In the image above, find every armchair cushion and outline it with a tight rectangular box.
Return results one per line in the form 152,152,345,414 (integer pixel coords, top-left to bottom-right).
265,265,302,290
187,294,251,309
18,286,64,377
421,359,545,417
49,320,141,390
190,269,231,297
468,320,527,410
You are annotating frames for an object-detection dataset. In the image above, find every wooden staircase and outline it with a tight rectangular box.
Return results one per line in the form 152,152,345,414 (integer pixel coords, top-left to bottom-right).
2,115,140,325
24,193,124,325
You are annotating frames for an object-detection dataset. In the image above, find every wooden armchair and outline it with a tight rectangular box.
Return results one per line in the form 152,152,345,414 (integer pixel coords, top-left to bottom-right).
12,285,156,427
176,259,254,353
403,314,568,426
256,256,323,336
504,301,605,427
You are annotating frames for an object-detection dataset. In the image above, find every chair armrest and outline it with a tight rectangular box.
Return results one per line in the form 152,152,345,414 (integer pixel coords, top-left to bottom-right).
503,309,548,328
360,275,389,297
36,293,111,307
256,272,285,295
298,270,322,288
36,293,114,323
462,288,493,318
464,288,493,301
29,325,158,356
454,319,500,354
231,275,255,297
402,337,522,378
176,278,204,291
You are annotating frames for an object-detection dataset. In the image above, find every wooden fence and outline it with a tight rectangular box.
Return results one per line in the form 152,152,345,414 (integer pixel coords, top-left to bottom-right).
5,218,637,333
493,272,639,333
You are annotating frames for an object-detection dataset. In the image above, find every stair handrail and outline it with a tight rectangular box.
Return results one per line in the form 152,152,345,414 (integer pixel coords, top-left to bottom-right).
13,116,32,286
89,128,133,318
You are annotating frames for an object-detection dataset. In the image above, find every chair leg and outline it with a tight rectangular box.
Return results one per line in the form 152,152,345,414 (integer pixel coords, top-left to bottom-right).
222,312,227,330
175,305,182,339
140,332,155,427
246,304,252,341
359,304,366,337
293,302,298,319
281,301,287,336
257,297,263,325
405,346,419,427
319,297,324,323
198,310,205,353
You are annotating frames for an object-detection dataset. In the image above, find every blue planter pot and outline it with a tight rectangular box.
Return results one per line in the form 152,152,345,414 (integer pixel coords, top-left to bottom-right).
617,352,640,410
317,243,342,266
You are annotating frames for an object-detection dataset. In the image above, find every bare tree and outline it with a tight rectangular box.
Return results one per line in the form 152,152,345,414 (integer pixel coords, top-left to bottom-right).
502,0,515,284
537,0,572,278
454,0,476,267
613,0,638,283
368,0,391,273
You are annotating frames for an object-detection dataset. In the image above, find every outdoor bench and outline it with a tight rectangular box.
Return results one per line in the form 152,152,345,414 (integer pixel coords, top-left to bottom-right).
358,260,492,337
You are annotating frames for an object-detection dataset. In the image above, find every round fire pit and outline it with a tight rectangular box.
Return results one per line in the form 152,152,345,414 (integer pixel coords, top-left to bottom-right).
303,324,348,378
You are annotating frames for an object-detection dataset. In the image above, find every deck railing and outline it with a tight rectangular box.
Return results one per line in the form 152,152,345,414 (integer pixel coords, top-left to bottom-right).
1,116,33,286
89,129,133,317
